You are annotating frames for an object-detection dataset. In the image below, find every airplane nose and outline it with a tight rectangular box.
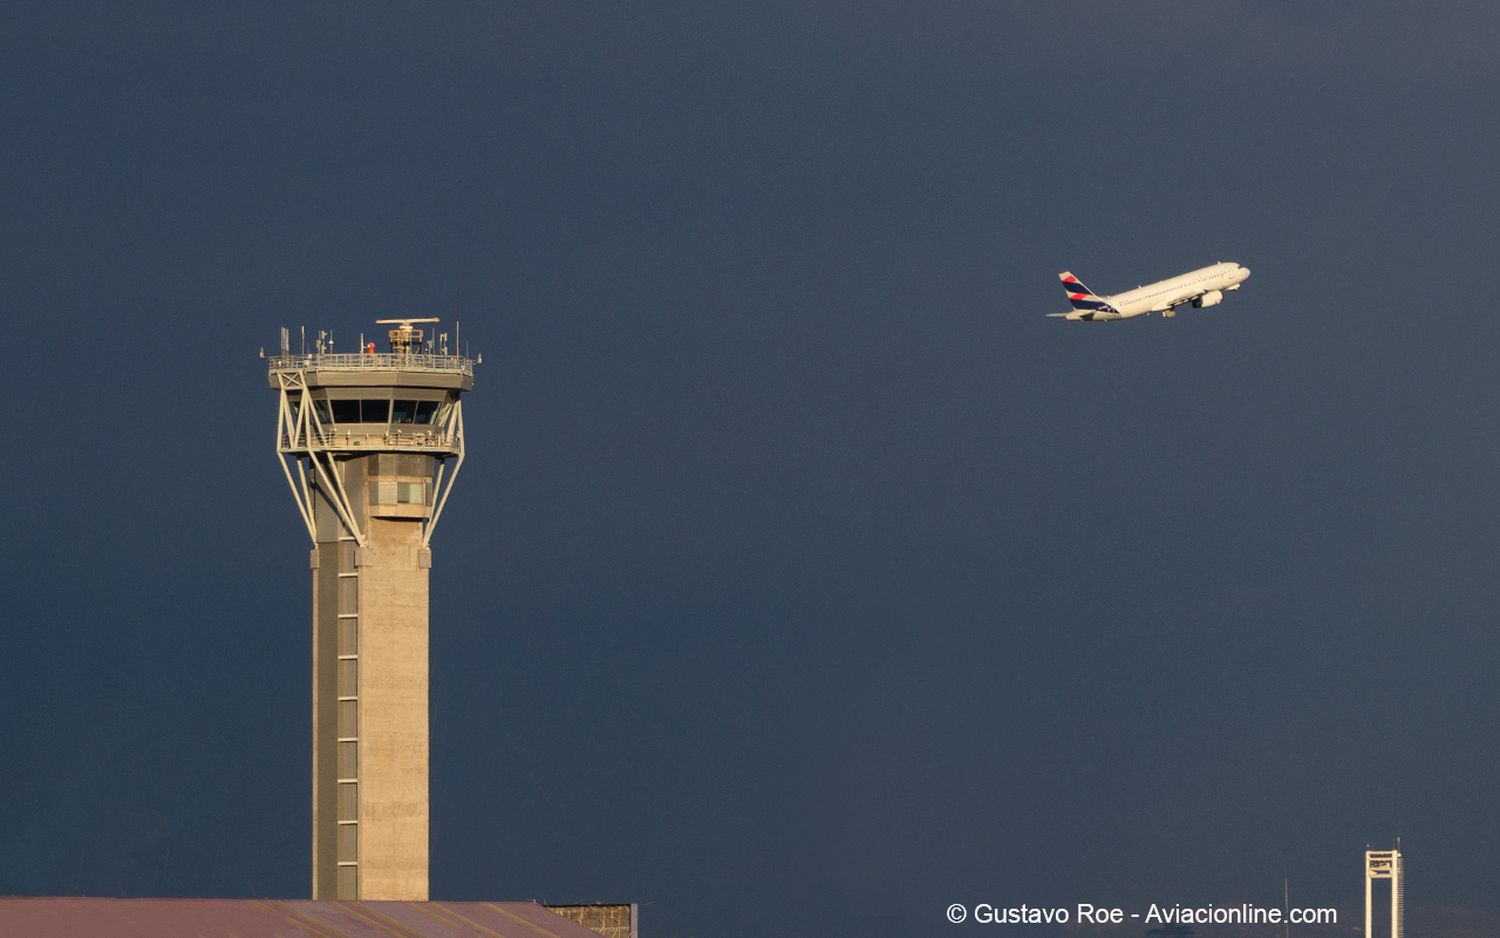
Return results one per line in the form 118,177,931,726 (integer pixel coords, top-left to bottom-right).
1239,266,1251,279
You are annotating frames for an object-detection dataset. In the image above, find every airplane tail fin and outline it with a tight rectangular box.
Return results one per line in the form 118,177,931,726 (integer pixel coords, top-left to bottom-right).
1058,271,1115,312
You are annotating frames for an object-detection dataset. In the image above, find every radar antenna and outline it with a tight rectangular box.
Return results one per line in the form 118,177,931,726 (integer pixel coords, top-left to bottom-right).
374,317,441,355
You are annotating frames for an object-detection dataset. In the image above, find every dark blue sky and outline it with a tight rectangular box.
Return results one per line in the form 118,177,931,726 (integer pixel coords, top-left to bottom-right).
4,4,1499,936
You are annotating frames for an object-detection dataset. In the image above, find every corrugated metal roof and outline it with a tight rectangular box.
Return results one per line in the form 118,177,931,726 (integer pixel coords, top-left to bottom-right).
0,897,611,938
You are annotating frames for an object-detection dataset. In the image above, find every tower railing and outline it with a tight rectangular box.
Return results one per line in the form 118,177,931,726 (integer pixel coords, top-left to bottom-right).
268,352,474,376
278,427,459,452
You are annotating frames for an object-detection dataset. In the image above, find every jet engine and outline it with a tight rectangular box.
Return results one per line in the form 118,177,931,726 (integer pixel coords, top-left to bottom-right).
1193,290,1223,308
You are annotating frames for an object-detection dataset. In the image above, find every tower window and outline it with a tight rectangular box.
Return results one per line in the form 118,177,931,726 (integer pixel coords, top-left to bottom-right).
327,400,394,423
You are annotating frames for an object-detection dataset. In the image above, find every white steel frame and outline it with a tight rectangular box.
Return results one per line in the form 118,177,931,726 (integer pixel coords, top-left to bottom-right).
272,368,466,549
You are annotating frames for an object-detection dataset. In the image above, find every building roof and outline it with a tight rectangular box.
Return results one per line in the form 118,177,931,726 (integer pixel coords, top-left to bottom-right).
0,897,608,938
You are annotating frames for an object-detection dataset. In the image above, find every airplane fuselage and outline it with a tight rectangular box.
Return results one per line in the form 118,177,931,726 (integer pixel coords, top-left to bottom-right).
1055,262,1251,321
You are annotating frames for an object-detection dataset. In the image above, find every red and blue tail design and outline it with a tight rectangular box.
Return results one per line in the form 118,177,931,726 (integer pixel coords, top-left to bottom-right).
1058,272,1116,312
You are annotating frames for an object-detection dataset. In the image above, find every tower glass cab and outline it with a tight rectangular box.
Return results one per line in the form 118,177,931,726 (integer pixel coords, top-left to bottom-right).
266,319,474,900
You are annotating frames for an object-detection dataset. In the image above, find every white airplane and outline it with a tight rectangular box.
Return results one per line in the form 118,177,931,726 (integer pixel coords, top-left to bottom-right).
1045,261,1251,321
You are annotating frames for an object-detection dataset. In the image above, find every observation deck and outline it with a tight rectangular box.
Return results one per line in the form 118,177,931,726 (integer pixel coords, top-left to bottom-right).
266,319,476,459
266,317,476,548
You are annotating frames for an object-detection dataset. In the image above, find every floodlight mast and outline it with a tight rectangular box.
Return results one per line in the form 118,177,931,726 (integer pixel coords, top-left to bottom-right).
265,319,477,901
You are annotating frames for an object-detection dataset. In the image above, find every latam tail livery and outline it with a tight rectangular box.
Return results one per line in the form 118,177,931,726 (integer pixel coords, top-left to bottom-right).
1045,262,1251,322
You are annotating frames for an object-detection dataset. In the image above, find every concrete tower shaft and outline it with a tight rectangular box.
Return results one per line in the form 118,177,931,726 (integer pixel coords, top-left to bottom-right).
267,323,474,901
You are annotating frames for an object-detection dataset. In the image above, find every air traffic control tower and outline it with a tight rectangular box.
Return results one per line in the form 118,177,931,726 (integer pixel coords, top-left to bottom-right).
266,319,474,901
